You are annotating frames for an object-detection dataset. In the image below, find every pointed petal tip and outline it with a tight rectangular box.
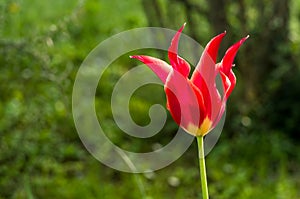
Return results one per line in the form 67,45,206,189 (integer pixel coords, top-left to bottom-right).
216,30,226,38
130,55,139,59
178,23,186,33
213,31,226,42
220,30,227,36
130,55,143,58
130,55,144,61
231,35,249,50
240,35,250,44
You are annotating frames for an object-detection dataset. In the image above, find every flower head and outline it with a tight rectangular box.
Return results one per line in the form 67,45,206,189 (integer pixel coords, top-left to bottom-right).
130,24,248,136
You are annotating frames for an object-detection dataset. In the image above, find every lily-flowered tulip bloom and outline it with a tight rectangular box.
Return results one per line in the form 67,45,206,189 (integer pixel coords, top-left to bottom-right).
131,24,248,136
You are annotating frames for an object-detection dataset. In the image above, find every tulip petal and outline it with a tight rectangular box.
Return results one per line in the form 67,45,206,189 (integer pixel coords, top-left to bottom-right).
221,70,236,100
218,36,247,100
191,32,226,124
220,35,249,75
130,55,171,83
191,32,226,90
168,23,191,77
204,31,227,63
211,71,231,127
211,36,248,127
165,70,206,136
212,69,237,127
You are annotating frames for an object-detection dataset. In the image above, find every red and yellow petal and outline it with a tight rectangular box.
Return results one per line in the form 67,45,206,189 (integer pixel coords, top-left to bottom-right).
191,32,226,125
165,69,209,136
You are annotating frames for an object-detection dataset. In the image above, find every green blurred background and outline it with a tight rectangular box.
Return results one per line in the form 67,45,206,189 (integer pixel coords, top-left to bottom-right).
1,0,300,198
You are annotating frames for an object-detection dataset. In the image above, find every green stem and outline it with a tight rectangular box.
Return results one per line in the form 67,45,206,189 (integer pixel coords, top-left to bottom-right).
197,136,209,199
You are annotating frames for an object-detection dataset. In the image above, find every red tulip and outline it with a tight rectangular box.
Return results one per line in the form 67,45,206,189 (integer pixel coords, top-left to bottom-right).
130,24,248,136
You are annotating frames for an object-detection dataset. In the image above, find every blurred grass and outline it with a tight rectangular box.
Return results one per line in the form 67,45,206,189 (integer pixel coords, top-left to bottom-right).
1,0,300,198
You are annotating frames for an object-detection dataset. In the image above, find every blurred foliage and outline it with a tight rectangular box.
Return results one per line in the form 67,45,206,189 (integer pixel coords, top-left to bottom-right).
0,0,300,198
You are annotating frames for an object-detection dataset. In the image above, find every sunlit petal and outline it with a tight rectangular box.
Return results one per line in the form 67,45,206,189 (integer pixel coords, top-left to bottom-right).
168,23,190,77
130,55,171,83
165,70,205,136
191,32,226,124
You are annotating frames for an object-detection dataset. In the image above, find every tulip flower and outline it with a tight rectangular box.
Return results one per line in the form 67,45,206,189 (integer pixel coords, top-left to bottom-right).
130,24,248,137
131,24,248,199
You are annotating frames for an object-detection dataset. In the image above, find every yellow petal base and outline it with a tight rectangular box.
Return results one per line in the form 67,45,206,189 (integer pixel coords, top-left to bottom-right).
187,117,212,136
